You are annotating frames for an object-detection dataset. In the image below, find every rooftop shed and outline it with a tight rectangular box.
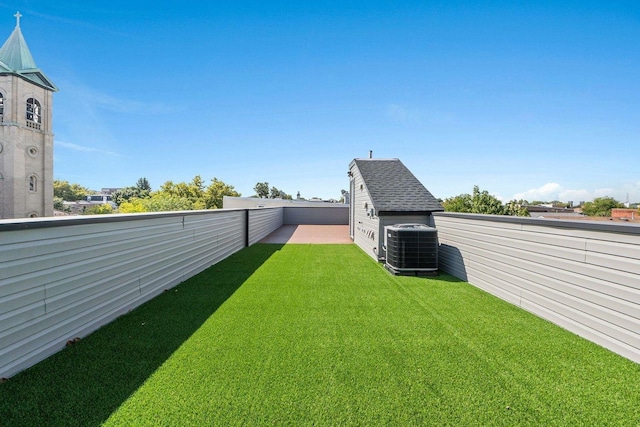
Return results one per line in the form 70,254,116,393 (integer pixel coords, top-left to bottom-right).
348,158,443,261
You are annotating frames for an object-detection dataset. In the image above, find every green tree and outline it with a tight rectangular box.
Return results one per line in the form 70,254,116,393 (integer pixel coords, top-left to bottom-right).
53,196,68,212
142,194,195,211
470,186,504,215
53,180,90,201
442,192,472,213
505,199,530,217
254,182,269,198
84,204,113,215
118,199,148,213
112,177,152,206
269,186,292,199
112,187,141,206
114,176,241,213
136,177,152,192
143,176,241,211
443,186,528,216
581,197,623,217
159,176,205,208
204,178,241,209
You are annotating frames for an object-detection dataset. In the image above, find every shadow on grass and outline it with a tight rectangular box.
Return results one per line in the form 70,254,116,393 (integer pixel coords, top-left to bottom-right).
0,244,284,427
259,224,298,243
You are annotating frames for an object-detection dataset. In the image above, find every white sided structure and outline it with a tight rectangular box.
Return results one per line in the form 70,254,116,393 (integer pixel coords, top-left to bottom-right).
348,158,443,262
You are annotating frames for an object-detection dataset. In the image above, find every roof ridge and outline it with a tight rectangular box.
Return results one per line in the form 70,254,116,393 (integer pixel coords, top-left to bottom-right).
352,157,444,213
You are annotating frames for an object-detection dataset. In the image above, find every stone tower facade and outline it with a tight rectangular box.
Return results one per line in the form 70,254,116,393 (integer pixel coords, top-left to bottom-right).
0,12,57,219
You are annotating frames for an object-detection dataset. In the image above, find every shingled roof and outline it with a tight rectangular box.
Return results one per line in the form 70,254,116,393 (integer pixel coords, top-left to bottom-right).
352,158,443,214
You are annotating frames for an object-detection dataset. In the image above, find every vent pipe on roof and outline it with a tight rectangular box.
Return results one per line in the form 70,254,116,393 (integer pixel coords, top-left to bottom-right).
369,150,373,158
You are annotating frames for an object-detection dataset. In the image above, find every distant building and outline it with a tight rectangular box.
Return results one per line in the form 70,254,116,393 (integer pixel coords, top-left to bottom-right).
0,13,57,218
524,205,577,216
100,188,121,195
86,194,113,203
611,208,638,221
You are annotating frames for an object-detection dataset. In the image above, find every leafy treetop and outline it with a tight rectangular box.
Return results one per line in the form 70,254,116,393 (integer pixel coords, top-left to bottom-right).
443,185,530,217
254,182,292,199
581,197,623,217
53,180,91,201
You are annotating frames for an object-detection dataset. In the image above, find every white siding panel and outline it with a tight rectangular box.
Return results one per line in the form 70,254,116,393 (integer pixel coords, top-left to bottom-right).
1,208,637,378
0,288,44,319
522,222,640,245
0,301,45,332
439,224,637,289
518,298,640,363
586,251,640,275
586,239,640,259
249,208,284,245
434,212,640,363
0,210,257,378
521,288,640,351
283,206,348,225
474,250,640,320
349,165,380,260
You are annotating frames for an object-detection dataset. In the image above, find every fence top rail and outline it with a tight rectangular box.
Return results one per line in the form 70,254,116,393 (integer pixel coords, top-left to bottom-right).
433,211,640,235
0,207,283,232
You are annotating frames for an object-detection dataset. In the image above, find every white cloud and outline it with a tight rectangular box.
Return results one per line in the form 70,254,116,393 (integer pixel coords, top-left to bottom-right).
56,140,120,157
91,89,173,115
512,182,640,204
513,183,562,201
557,188,592,203
60,81,173,115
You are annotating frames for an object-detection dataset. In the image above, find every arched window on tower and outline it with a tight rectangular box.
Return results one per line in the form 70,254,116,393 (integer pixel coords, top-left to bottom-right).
29,175,37,192
0,92,4,119
26,98,41,129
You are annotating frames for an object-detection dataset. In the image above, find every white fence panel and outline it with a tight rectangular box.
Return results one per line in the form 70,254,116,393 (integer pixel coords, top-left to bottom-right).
248,208,284,245
0,210,254,378
434,212,640,364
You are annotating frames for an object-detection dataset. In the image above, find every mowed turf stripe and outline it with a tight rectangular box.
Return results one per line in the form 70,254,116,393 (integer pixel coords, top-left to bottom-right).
103,244,639,426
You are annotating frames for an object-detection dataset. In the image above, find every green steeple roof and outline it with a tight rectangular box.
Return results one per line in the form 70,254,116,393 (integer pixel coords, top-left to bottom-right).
0,12,57,91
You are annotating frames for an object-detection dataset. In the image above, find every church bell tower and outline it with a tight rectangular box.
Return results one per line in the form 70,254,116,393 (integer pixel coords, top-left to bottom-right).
0,12,57,218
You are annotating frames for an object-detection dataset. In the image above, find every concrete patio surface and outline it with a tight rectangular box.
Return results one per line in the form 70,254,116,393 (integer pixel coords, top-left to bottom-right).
259,225,351,244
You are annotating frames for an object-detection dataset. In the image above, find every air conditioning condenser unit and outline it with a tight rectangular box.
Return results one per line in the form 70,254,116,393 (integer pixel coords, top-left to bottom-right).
384,224,438,276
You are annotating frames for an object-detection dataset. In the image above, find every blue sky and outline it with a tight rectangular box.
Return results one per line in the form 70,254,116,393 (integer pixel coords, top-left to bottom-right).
3,1,639,202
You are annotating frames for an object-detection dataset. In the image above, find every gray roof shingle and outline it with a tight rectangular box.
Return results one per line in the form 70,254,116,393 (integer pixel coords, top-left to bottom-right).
352,158,443,214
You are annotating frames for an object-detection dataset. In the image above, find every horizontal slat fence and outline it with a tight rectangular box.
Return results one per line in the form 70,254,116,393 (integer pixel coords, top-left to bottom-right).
434,212,640,364
283,206,348,225
3,207,638,377
249,207,284,245
0,208,283,378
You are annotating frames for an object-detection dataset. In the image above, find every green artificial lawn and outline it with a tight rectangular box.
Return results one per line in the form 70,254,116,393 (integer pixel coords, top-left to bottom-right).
1,244,639,426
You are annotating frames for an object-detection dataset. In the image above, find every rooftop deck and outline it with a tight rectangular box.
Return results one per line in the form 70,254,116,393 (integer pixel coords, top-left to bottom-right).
1,243,638,425
2,207,639,402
